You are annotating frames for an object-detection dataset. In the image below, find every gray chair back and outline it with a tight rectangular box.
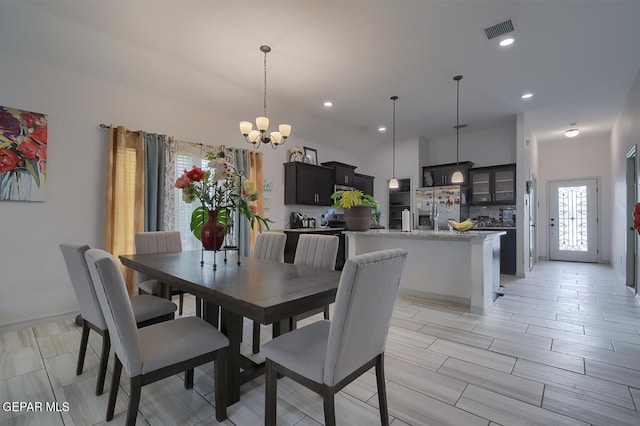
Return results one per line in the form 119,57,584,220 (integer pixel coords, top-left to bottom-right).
252,232,287,262
60,242,107,330
293,234,339,271
134,231,182,283
323,248,407,385
85,248,143,377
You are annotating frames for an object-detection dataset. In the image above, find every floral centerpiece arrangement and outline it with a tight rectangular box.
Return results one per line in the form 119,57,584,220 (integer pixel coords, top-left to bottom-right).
175,150,272,250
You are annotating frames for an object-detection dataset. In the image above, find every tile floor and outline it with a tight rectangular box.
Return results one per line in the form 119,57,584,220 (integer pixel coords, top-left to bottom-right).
2,261,640,425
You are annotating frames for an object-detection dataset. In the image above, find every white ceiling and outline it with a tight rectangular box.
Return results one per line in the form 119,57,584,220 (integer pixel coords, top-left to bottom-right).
14,0,640,152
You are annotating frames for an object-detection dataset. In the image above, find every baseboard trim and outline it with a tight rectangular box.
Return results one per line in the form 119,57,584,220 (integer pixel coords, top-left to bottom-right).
0,310,79,333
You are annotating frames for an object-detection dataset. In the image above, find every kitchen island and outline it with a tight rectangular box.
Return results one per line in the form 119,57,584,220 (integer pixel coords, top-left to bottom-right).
344,229,505,315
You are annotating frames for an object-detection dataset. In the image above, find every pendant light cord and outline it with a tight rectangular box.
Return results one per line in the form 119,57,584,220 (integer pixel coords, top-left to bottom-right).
456,77,460,166
392,96,396,178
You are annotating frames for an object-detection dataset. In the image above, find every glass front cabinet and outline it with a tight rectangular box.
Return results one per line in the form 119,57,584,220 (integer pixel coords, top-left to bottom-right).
469,164,516,205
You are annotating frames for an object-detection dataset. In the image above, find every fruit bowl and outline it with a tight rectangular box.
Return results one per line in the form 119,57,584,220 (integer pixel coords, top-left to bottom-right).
448,219,475,232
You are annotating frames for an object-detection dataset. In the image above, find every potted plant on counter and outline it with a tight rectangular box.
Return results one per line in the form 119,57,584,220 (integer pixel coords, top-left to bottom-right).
331,189,379,231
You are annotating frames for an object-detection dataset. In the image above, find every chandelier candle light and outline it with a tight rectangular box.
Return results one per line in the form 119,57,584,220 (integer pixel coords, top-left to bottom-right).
240,45,291,149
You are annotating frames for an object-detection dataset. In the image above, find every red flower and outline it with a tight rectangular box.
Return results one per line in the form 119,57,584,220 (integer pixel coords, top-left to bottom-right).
186,166,205,182
17,140,40,160
28,126,47,144
175,173,191,189
0,148,20,172
634,203,640,235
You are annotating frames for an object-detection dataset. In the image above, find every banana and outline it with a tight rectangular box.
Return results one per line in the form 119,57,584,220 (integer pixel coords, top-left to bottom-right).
448,218,475,232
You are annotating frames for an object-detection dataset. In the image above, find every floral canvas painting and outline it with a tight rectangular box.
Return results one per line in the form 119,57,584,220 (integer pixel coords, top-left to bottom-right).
0,105,48,201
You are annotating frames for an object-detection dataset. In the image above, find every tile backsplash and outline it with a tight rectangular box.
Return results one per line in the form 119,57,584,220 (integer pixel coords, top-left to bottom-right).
469,205,516,226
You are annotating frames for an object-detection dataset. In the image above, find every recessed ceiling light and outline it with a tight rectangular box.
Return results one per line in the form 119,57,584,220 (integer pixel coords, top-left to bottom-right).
521,92,533,99
564,128,580,138
499,36,515,47
378,126,387,133
323,101,333,107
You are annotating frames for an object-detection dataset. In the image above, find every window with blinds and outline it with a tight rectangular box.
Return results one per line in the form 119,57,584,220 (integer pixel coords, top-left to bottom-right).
174,154,208,251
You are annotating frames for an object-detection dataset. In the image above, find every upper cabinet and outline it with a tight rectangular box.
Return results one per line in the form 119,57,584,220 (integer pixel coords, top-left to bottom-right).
353,173,375,196
284,162,334,206
469,163,516,205
422,161,474,186
321,161,356,186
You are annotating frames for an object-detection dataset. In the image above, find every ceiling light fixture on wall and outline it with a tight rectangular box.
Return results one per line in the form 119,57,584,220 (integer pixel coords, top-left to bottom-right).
239,45,291,149
451,75,465,184
389,96,399,189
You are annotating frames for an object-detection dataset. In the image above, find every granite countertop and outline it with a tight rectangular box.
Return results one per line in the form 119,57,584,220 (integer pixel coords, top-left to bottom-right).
344,229,506,241
283,225,386,233
474,226,517,230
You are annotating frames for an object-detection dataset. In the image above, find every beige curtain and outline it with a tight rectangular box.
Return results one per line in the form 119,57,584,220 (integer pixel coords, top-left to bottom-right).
249,151,264,253
104,125,145,294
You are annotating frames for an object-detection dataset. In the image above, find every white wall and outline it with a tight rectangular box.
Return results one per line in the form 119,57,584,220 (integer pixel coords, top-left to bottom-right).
537,132,612,264
420,119,517,168
611,69,640,279
0,51,360,327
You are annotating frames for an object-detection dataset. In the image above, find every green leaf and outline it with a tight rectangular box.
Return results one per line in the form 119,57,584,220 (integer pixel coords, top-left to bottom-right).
23,160,40,187
190,207,207,241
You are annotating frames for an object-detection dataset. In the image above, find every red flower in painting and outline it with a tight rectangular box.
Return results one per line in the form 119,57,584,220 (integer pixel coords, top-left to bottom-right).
28,126,48,144
17,140,40,160
186,166,206,182
633,203,640,235
19,112,38,128
0,148,20,172
0,110,20,136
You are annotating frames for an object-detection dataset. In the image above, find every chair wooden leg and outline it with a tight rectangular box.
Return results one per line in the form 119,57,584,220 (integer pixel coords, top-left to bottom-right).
252,321,261,354
96,331,110,396
127,376,142,426
195,296,202,318
323,304,330,320
76,321,90,376
185,368,194,389
265,359,277,426
178,292,184,315
215,349,227,421
106,355,122,422
376,354,389,426
323,392,336,426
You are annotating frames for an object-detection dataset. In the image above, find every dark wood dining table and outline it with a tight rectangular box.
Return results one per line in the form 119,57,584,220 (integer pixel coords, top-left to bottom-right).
119,250,341,406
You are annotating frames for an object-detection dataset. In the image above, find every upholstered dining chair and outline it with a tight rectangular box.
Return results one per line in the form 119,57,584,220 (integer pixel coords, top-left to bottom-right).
84,248,229,425
135,231,200,316
291,234,339,326
59,242,177,396
250,232,287,353
262,248,408,426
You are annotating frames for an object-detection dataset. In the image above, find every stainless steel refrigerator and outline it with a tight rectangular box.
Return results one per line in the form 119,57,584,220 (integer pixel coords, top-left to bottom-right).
416,185,465,230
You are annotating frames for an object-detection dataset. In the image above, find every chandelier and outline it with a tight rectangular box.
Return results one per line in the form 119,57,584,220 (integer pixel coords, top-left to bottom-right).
239,45,291,149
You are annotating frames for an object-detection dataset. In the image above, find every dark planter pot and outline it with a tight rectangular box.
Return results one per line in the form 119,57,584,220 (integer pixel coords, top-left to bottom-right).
344,205,372,231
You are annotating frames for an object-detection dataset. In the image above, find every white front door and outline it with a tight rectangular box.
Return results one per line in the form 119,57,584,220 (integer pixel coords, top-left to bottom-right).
549,179,598,262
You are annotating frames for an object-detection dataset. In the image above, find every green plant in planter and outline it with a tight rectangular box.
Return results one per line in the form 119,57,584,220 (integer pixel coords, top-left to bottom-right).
331,189,379,231
331,189,379,211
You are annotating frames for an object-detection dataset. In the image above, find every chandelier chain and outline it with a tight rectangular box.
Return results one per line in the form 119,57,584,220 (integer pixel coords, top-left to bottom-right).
263,49,268,117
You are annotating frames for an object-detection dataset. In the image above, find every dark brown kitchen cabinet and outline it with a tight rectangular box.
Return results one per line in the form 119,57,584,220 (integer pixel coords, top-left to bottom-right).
321,161,356,186
353,173,374,196
284,162,333,206
469,164,516,205
422,161,474,186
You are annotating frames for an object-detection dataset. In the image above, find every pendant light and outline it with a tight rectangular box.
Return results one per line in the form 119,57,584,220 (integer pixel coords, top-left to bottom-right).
451,75,464,184
388,95,399,189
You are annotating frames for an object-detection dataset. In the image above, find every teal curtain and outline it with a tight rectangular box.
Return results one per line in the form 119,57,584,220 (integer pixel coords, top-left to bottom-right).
144,133,166,231
235,148,251,256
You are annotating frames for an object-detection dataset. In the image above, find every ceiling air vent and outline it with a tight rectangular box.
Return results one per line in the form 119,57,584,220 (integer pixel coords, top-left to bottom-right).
484,19,514,40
